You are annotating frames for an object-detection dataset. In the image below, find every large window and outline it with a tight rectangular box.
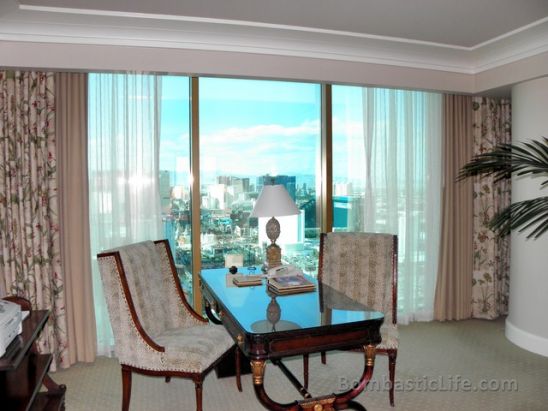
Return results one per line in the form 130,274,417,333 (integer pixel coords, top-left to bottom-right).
199,78,322,273
88,76,443,355
157,77,193,294
332,85,442,323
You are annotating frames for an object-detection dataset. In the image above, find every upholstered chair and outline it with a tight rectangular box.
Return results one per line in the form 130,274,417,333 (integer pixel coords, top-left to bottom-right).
305,232,398,406
97,240,241,411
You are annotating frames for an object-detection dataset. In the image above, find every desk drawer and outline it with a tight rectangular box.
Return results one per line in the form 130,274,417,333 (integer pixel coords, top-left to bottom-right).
269,328,378,356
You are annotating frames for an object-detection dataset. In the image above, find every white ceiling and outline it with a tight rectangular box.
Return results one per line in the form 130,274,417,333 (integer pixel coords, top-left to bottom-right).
2,0,548,75
15,0,548,47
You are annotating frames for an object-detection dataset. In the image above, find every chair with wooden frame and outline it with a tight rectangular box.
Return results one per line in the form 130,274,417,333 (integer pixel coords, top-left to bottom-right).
303,232,398,406
97,240,241,411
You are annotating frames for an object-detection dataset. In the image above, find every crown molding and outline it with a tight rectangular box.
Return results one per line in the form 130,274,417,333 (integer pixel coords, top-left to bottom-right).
470,16,548,50
0,32,473,74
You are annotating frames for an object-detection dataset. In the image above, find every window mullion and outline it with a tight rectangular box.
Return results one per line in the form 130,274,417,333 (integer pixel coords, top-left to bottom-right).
190,76,202,311
321,84,333,233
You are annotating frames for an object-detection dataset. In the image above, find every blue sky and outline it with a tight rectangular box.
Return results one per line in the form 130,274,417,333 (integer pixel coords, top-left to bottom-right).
88,73,369,189
88,73,440,194
158,76,366,187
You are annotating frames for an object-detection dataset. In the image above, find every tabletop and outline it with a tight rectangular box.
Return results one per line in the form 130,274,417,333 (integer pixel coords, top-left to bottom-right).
200,268,384,341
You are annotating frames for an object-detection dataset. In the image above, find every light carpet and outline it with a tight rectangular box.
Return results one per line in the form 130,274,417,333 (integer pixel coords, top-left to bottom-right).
52,318,548,411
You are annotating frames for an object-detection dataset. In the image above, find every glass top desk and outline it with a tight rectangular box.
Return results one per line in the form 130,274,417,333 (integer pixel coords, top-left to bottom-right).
200,268,384,411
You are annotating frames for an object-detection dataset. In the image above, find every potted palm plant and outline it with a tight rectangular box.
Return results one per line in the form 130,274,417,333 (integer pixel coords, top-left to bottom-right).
458,137,548,238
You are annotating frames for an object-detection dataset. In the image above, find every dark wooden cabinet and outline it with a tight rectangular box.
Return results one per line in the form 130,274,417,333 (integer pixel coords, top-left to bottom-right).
0,307,66,411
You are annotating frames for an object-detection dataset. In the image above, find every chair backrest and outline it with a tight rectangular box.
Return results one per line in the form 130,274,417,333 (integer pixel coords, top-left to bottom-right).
97,240,202,349
319,232,398,325
153,240,205,327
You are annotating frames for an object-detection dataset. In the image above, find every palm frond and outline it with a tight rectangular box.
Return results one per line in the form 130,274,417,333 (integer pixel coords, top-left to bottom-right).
512,138,548,184
458,137,548,185
457,143,512,182
459,137,548,239
489,197,548,239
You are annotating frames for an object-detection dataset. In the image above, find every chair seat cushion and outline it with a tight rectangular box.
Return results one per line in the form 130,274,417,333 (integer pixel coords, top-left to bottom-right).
153,324,235,373
378,323,398,350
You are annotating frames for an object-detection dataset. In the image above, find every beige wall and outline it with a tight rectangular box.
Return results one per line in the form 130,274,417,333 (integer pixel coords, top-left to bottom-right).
476,51,548,94
506,77,548,357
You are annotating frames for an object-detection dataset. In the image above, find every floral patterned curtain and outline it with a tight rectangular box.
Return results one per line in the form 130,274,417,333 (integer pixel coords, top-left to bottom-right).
0,71,68,370
471,97,511,319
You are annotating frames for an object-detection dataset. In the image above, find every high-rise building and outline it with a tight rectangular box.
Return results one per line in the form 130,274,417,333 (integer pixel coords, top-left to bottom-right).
206,184,227,209
240,177,250,193
333,195,364,230
159,170,171,213
216,176,251,201
216,175,232,185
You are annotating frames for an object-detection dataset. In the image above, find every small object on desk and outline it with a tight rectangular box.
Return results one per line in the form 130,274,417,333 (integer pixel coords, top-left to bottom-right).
267,274,316,295
228,265,238,274
232,274,263,287
267,264,302,278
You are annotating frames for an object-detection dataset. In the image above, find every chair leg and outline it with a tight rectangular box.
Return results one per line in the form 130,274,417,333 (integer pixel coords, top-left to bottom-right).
235,347,242,392
194,379,203,411
321,351,326,365
388,350,397,407
121,366,132,411
165,376,171,383
303,353,309,389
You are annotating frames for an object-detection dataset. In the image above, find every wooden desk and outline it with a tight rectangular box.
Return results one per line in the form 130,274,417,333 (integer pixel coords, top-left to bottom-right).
0,308,66,411
200,269,383,411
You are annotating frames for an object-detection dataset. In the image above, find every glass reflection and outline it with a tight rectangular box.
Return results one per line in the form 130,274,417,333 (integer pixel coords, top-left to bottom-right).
201,268,384,335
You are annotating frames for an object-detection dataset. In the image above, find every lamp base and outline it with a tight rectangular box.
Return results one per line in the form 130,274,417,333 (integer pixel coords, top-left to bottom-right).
266,243,282,269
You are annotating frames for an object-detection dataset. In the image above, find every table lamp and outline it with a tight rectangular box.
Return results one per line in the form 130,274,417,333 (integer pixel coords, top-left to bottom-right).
250,184,299,269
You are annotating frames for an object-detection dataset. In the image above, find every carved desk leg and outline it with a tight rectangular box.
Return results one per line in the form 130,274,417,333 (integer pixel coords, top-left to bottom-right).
333,345,376,410
251,360,299,411
250,344,376,411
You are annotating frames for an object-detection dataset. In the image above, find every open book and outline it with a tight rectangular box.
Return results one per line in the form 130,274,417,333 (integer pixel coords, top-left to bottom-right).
267,274,316,295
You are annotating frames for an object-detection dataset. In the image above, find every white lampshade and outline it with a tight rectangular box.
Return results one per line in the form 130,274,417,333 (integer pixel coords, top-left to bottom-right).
250,185,299,218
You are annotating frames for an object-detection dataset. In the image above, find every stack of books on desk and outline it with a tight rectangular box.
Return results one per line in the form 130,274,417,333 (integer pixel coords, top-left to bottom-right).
267,274,316,295
232,274,263,287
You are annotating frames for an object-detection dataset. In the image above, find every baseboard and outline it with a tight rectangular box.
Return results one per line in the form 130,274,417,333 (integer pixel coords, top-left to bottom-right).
505,318,548,357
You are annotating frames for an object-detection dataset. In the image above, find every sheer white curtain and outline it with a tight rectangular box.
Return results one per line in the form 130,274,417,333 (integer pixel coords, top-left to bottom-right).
362,88,442,324
88,73,163,355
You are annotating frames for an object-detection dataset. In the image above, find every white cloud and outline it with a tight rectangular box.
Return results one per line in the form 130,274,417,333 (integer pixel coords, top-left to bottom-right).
202,120,320,146
160,120,324,178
